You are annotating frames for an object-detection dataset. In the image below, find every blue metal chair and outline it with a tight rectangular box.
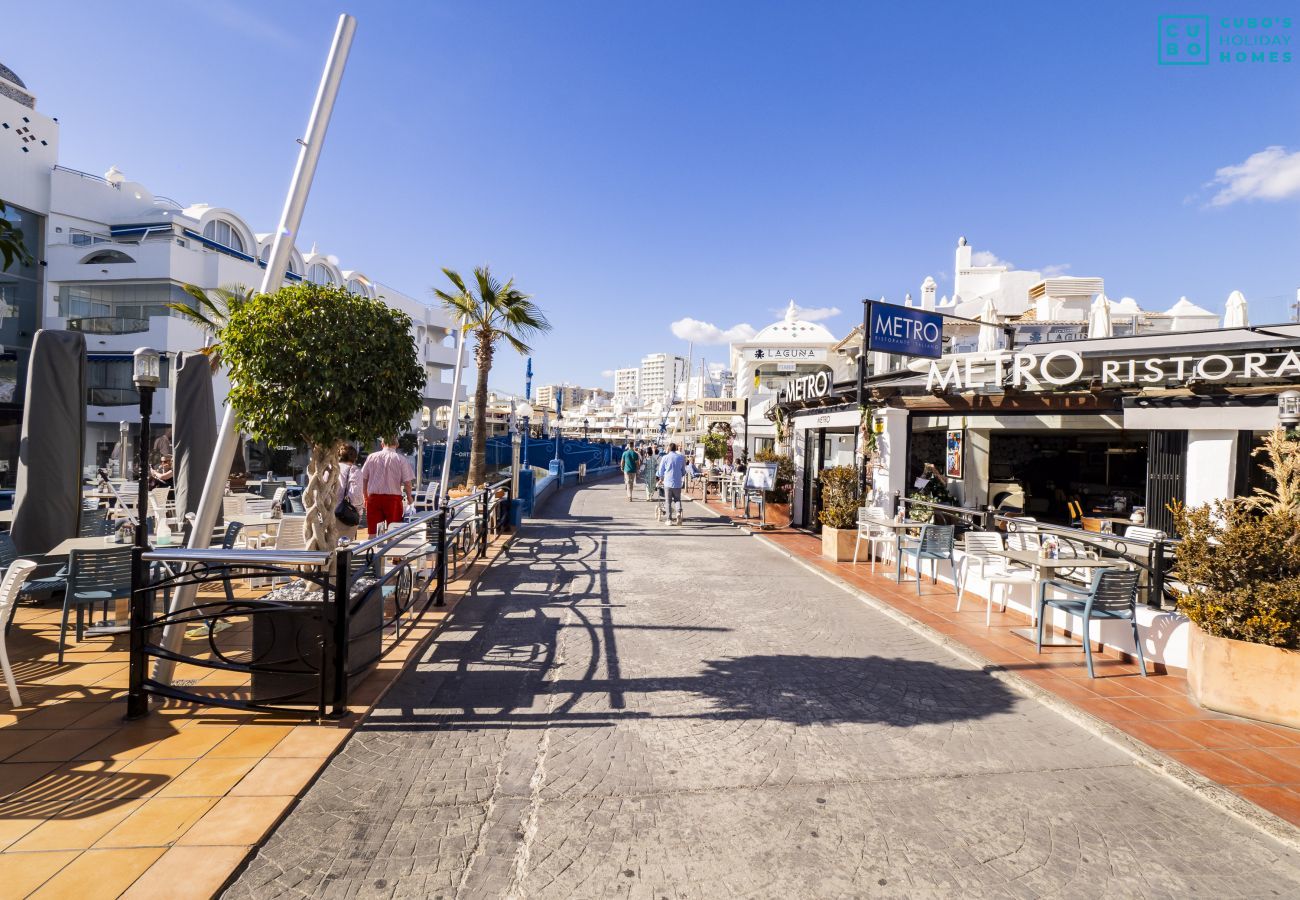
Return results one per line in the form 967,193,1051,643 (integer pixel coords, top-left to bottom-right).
78,507,112,537
1036,567,1146,678
58,547,133,663
897,524,956,595
0,534,70,634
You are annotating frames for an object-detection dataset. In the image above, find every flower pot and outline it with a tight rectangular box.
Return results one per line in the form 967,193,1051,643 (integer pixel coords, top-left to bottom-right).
767,502,791,528
1188,624,1300,729
821,525,857,562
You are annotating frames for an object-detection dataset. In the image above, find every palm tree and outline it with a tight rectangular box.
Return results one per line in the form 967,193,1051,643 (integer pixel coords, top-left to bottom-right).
435,267,549,487
166,283,258,369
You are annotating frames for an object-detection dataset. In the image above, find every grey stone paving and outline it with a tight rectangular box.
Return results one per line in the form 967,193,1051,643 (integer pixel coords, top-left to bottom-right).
226,481,1300,899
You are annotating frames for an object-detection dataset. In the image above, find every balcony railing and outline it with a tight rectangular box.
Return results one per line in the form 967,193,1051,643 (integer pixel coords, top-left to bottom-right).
67,316,152,335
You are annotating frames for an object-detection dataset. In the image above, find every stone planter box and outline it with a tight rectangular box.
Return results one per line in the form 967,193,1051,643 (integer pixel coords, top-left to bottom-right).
822,525,856,562
767,502,792,528
1188,624,1300,729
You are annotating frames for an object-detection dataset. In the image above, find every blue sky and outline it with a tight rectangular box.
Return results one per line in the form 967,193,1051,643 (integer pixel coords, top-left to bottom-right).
8,1,1300,393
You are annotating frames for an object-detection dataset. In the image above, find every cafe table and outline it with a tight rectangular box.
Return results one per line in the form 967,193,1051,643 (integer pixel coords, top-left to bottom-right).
987,547,1130,646
863,518,927,581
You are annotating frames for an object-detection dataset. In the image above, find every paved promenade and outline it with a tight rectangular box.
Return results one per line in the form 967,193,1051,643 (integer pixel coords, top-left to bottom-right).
227,482,1300,898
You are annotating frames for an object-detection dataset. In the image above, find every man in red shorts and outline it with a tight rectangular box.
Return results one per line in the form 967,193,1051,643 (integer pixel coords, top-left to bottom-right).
360,435,415,533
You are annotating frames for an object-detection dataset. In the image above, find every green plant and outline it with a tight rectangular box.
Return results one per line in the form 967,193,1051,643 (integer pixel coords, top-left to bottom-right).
436,267,549,488
702,431,727,461
0,201,33,271
1171,429,1300,649
753,448,794,503
818,465,860,530
220,283,424,549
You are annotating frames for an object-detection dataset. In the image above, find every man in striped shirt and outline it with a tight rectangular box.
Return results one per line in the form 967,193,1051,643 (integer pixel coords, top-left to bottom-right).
360,436,415,532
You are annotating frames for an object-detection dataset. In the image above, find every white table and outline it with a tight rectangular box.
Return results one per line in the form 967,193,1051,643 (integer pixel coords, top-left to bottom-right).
989,548,1129,645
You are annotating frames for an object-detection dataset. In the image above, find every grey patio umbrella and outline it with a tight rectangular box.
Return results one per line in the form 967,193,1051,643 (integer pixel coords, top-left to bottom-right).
12,329,87,555
172,352,219,532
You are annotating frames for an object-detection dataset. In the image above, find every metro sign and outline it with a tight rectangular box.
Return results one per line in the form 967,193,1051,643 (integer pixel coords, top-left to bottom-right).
867,302,943,359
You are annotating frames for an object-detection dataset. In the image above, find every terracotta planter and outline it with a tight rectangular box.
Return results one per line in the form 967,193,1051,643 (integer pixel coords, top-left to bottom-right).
822,525,857,562
1188,624,1300,729
767,502,792,528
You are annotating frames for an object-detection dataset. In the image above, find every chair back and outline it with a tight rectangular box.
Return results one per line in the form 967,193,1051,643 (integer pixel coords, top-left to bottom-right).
68,547,134,597
962,531,1003,557
219,521,244,550
149,487,171,514
244,499,274,517
1124,526,1166,544
222,495,246,519
274,516,307,550
1089,568,1141,613
918,524,955,556
78,507,110,537
0,559,38,618
1006,521,1041,551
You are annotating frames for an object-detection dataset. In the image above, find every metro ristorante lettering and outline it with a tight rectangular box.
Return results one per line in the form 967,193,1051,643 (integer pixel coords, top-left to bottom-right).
925,349,1300,391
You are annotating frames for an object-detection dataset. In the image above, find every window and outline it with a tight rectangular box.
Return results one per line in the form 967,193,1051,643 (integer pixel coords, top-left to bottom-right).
57,283,196,333
201,219,245,254
260,245,301,275
347,278,369,296
87,355,170,406
80,249,135,265
307,263,337,285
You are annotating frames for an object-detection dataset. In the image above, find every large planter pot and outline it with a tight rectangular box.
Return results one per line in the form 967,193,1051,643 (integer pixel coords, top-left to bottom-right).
822,525,856,562
1188,624,1300,729
766,502,791,528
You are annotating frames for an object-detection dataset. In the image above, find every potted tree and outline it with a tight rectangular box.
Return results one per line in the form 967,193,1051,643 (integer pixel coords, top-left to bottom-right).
220,283,425,550
818,464,860,561
1172,429,1300,728
702,429,728,465
753,448,794,526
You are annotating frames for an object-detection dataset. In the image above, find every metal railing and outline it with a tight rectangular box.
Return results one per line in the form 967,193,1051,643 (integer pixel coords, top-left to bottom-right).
126,479,513,719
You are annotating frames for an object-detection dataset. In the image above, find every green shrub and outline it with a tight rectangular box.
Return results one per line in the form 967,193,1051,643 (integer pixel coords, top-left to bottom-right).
818,465,859,530
1171,429,1300,649
702,431,727,461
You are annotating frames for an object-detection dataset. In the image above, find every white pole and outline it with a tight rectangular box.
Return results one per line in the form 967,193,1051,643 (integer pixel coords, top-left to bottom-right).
153,13,357,686
436,326,468,506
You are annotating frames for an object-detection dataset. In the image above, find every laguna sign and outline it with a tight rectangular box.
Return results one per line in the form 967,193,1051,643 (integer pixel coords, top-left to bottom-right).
744,347,828,362
868,302,943,359
926,348,1300,391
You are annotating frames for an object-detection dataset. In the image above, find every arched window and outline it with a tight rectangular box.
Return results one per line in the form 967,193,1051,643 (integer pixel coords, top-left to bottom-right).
347,278,369,296
202,219,245,254
307,263,337,285
80,249,135,265
260,245,301,275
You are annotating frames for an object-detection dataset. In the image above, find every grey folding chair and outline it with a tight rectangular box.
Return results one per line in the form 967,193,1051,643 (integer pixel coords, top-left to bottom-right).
1036,567,1146,678
59,547,133,663
898,524,957,596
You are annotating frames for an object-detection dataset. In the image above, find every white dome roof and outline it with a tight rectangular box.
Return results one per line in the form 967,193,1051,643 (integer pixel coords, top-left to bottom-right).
752,300,835,343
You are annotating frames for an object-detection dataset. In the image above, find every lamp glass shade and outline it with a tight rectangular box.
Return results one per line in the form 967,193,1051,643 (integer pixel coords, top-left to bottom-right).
515,402,535,421
1279,390,1300,425
132,348,161,389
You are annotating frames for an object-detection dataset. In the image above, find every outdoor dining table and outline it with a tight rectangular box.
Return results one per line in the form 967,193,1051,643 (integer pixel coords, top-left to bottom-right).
865,518,927,581
699,473,725,502
987,547,1131,646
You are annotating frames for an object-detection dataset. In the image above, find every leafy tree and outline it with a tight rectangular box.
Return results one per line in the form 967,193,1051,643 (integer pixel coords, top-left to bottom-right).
0,201,33,271
435,267,549,487
702,431,728,462
220,283,424,549
167,283,257,369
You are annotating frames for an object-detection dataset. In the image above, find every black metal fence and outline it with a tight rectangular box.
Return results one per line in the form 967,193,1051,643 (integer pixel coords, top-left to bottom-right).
897,496,1179,609
127,480,513,719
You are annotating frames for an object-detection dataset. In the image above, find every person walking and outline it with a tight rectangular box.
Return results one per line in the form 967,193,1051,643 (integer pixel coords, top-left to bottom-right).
361,435,415,534
620,443,640,501
641,444,661,502
335,444,364,543
657,442,687,525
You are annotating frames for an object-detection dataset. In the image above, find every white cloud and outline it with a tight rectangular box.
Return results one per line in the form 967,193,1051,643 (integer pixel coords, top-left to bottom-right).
181,0,297,47
600,369,615,379
779,304,841,322
971,250,1013,268
1039,263,1072,277
1207,146,1300,206
670,317,757,345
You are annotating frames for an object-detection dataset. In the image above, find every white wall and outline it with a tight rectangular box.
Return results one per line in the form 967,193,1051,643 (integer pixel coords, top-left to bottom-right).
1185,430,1238,508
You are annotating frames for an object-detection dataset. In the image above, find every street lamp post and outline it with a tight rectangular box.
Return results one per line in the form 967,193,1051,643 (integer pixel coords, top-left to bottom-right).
582,417,589,441
415,406,431,493
515,401,534,472
132,348,161,548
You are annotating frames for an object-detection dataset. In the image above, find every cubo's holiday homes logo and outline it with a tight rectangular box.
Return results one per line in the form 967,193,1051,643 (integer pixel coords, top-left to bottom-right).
1159,15,1293,65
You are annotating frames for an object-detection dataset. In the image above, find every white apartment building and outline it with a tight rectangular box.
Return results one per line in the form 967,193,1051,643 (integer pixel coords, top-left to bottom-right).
613,366,640,401
0,62,465,477
638,353,687,405
535,383,587,412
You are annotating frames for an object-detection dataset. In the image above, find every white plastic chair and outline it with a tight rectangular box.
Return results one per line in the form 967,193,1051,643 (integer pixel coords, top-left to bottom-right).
852,506,892,571
273,515,307,550
0,559,37,706
958,532,1035,625
222,494,247,520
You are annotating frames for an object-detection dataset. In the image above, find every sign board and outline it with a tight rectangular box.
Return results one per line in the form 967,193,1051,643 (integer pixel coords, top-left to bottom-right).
945,430,963,479
694,445,706,466
868,302,944,359
744,462,777,492
698,398,745,416
781,369,834,402
743,347,828,362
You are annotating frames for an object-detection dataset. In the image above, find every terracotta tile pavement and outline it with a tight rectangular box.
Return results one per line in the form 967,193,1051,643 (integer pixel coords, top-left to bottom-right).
697,493,1300,831
0,536,513,897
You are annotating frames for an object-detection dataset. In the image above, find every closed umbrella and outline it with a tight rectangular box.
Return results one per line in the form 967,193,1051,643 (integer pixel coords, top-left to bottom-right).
1088,294,1113,339
977,297,1001,352
12,330,87,555
1224,290,1249,328
172,352,219,532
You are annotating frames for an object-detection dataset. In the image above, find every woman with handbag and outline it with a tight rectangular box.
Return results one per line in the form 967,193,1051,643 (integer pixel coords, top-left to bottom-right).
335,443,364,542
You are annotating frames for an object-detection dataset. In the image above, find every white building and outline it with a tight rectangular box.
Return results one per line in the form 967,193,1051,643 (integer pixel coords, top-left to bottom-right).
639,353,687,406
0,62,465,475
613,366,640,401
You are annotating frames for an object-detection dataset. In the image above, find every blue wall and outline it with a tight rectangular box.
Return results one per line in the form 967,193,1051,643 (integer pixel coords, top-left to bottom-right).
424,436,621,484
